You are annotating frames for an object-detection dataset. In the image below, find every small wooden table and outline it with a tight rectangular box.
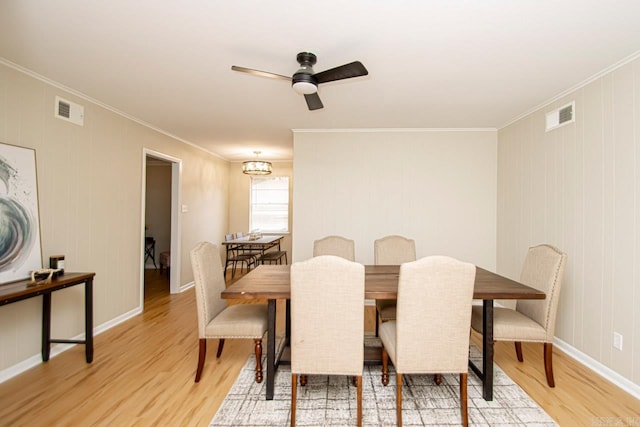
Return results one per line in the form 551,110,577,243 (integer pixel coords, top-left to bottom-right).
222,235,286,274
222,264,544,401
0,272,96,363
222,235,284,252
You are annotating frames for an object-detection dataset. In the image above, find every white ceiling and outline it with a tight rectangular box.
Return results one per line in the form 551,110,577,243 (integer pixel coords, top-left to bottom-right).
1,1,640,161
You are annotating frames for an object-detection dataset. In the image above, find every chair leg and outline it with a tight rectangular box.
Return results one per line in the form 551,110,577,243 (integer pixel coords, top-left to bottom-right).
515,341,524,362
544,342,555,387
254,339,263,383
300,375,308,386
396,373,403,427
291,373,297,427
216,339,225,358
433,374,442,385
460,373,468,427
195,338,206,383
356,375,362,427
375,308,379,337
381,344,389,386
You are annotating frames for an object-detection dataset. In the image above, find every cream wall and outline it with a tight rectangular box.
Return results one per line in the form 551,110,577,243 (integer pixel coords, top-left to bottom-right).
497,56,640,389
228,161,293,259
0,63,230,378
292,130,497,267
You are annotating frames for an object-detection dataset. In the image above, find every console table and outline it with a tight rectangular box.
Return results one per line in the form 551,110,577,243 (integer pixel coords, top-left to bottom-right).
0,272,96,363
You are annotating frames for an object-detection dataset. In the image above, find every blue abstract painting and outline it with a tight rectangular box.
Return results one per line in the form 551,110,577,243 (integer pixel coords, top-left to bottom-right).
0,143,42,283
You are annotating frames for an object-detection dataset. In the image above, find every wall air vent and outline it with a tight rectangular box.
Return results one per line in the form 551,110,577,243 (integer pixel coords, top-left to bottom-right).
545,101,574,132
54,96,84,126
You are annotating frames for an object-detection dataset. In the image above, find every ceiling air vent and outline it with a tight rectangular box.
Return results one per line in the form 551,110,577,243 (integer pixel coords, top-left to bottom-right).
545,101,574,132
54,96,84,126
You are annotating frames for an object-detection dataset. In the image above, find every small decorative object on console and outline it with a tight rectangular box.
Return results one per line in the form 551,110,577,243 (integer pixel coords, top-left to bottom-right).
49,255,65,276
29,268,62,285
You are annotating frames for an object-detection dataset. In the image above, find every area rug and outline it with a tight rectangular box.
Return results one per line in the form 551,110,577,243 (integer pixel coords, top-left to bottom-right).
210,344,557,426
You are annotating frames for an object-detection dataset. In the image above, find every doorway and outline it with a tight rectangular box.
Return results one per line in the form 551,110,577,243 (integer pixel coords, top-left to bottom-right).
141,149,182,307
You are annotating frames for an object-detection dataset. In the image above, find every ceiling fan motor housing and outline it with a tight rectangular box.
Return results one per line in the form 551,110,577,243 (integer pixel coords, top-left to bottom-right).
292,52,318,94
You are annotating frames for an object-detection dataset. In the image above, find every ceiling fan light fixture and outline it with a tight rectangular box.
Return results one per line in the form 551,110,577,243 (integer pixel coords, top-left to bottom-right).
292,81,317,95
242,151,272,175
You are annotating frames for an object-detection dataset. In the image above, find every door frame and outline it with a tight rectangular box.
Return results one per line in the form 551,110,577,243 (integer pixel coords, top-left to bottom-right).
141,148,182,296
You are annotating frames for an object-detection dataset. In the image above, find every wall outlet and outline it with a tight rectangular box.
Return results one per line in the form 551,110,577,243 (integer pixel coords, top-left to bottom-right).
613,332,623,351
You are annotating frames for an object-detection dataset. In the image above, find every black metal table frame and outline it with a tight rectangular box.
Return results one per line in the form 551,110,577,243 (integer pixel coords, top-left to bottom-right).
264,298,496,400
0,273,95,363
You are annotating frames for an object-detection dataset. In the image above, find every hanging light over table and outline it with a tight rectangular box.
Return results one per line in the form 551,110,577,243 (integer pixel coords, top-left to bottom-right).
242,151,272,175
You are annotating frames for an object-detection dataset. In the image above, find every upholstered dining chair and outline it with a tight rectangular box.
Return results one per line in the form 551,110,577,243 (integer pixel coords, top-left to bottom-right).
373,235,416,336
190,241,268,383
379,256,476,427
290,255,365,427
312,235,355,261
470,244,567,387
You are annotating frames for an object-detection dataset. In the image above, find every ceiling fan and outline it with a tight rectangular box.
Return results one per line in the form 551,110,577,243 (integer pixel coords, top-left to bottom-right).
231,52,368,111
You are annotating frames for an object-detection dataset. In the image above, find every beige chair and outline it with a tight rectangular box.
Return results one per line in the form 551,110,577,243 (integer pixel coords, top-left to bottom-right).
290,255,365,427
471,244,567,387
374,235,416,336
190,241,268,383
380,256,476,427
312,235,355,260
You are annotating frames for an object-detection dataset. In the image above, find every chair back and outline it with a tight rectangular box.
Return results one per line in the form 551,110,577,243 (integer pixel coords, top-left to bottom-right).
374,235,416,265
313,235,355,261
190,242,228,338
395,256,475,373
516,244,567,341
290,255,365,376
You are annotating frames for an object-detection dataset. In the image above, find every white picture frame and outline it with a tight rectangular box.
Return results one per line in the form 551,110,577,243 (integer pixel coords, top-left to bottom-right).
0,142,43,283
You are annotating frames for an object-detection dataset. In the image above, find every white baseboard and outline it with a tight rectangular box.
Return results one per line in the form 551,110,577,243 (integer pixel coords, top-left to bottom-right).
554,337,640,400
179,280,195,293
0,305,142,384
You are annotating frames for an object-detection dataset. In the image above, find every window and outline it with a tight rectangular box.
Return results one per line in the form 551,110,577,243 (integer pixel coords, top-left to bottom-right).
249,176,289,233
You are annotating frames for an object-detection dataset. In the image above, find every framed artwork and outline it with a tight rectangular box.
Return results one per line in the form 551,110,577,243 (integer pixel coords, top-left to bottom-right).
0,142,43,283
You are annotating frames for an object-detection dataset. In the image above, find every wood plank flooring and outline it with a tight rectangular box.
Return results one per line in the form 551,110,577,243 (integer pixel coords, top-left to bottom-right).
0,269,638,426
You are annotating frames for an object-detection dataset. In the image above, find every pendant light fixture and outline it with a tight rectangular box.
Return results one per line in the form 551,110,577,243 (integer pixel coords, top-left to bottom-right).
242,150,272,175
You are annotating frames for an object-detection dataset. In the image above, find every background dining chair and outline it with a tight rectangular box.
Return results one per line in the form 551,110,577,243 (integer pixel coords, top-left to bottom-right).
223,233,257,279
470,244,567,387
379,256,476,427
373,235,416,336
290,255,365,427
312,235,355,260
190,241,268,383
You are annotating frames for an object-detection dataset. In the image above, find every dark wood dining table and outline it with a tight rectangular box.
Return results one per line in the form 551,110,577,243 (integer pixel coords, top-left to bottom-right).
221,264,545,401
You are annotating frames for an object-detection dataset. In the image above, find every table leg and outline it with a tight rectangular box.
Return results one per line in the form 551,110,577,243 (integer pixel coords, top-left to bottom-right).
482,299,494,401
41,293,51,362
285,299,291,346
266,299,276,400
85,278,94,363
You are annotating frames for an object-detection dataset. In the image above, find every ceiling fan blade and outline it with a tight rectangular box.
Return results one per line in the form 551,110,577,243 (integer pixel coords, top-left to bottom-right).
231,66,291,81
314,61,368,84
304,93,324,110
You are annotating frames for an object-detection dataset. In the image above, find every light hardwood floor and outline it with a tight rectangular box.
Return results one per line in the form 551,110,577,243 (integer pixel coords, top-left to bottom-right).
0,269,638,426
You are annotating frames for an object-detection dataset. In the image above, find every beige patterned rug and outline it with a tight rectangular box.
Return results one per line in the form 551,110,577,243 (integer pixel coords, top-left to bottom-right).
210,345,557,426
